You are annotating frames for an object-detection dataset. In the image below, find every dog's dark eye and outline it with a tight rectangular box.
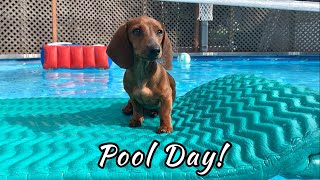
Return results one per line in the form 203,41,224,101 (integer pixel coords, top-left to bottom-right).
157,30,163,36
132,28,141,35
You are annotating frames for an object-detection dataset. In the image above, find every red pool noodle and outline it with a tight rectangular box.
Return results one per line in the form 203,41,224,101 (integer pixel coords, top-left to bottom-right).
57,46,71,68
70,46,83,69
83,46,95,68
43,46,58,69
95,46,109,68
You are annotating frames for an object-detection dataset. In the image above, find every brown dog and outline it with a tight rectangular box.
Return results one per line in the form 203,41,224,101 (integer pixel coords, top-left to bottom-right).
107,16,175,133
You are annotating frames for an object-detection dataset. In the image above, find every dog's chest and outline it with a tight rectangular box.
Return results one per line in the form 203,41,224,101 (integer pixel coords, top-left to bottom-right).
132,85,160,107
133,85,152,97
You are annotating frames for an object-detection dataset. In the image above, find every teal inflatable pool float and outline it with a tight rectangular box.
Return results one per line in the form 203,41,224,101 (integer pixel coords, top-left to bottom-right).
0,74,319,179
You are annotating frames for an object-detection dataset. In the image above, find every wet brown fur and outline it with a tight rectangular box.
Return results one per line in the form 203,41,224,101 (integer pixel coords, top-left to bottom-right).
107,16,175,133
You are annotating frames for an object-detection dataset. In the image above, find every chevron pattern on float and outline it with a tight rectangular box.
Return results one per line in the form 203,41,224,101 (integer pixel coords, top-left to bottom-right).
0,74,319,179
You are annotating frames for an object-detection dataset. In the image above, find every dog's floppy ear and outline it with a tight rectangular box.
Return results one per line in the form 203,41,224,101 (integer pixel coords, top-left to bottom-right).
107,23,134,69
161,25,173,70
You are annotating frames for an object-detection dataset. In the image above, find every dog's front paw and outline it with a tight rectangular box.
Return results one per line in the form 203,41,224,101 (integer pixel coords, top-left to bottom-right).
129,117,144,127
156,125,173,134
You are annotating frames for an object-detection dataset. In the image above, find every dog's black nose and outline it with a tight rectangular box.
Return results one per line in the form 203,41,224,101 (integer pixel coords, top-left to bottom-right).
150,48,160,55
148,45,161,56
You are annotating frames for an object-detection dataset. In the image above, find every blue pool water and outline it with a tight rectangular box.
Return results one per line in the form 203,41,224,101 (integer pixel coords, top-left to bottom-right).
0,56,319,99
0,56,319,180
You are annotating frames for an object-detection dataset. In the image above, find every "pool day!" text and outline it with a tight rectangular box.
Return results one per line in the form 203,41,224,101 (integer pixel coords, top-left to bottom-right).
98,140,232,176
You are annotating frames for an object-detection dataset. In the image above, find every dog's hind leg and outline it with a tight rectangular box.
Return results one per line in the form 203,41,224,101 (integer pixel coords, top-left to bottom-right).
122,100,133,115
144,109,159,118
122,100,159,118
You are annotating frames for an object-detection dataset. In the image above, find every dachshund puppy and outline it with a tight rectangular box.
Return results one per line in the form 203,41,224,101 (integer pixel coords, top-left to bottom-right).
107,16,175,133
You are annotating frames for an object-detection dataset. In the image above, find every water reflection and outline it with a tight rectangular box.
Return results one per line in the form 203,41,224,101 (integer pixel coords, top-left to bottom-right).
42,71,110,97
178,63,191,70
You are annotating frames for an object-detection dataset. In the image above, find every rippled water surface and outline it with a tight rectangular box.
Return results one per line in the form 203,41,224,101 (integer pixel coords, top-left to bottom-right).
0,56,319,99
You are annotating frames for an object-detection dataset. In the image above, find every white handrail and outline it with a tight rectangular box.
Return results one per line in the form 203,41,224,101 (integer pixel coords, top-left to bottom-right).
158,0,320,12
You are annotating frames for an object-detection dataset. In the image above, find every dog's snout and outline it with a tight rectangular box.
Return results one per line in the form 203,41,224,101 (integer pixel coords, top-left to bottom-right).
148,44,161,56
